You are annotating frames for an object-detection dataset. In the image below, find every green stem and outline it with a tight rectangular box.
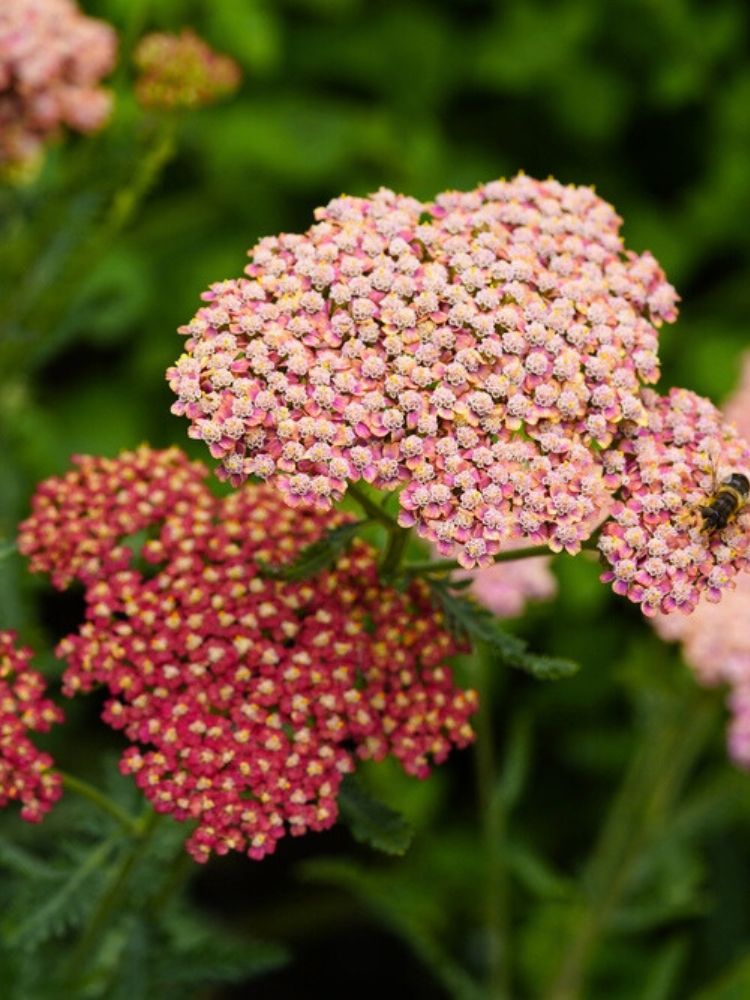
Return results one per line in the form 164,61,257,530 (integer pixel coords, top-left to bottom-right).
406,535,602,577
407,543,552,576
346,483,411,577
65,809,162,984
111,0,151,87
346,482,398,529
379,525,410,578
544,688,718,1000
0,540,17,561
4,120,178,373
150,847,194,916
58,771,142,837
471,643,511,999
102,120,176,240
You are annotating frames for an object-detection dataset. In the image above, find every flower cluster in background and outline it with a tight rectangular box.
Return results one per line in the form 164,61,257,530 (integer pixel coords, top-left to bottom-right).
168,175,677,571
19,447,477,861
654,357,750,767
134,29,240,111
0,0,116,165
0,630,63,822
462,546,557,618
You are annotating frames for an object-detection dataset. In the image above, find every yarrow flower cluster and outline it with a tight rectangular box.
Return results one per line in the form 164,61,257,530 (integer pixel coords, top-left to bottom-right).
0,630,63,822
168,175,678,570
19,446,477,862
597,388,750,617
0,0,116,165
655,577,750,768
133,29,240,111
19,445,209,590
653,358,750,767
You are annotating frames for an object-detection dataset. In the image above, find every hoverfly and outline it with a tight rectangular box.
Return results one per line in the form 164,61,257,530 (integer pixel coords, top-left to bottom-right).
678,450,749,536
699,470,749,533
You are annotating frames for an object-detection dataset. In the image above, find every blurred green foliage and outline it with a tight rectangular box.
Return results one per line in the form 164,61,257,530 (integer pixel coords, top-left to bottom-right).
2,0,750,997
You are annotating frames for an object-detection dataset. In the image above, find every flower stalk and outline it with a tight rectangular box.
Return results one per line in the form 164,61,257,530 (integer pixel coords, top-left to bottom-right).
59,771,142,838
544,685,719,1000
471,642,512,1000
64,809,162,986
346,482,398,529
380,525,411,579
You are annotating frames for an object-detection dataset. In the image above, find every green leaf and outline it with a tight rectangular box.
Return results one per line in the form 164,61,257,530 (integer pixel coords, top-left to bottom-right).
428,581,579,681
301,857,484,1000
154,908,287,991
0,835,62,882
505,841,573,900
105,916,151,1000
8,835,119,950
494,713,532,811
610,892,708,934
0,541,17,561
640,938,689,1000
694,952,750,1000
338,774,414,856
155,936,286,990
520,653,580,681
257,519,368,581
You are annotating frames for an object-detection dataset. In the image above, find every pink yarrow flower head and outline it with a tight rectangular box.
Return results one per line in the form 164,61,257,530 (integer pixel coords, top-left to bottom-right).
134,29,240,110
21,446,477,863
652,357,750,768
0,0,116,165
598,387,750,618
724,352,750,443
168,175,678,569
654,574,750,768
0,630,63,822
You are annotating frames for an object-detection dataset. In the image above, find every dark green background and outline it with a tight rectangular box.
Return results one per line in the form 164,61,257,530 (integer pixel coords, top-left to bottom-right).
2,0,750,996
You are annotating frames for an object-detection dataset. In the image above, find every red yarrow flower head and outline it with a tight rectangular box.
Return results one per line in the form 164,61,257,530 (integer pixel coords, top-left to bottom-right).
167,175,678,570
133,29,240,110
0,630,63,822
18,445,210,589
598,387,750,617
0,0,116,165
22,446,477,863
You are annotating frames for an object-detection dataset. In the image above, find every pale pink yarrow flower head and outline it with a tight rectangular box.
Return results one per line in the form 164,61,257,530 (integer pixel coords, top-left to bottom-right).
653,573,750,690
652,360,750,767
653,574,750,770
0,630,63,822
0,0,116,164
168,175,678,569
598,387,750,617
724,352,750,443
728,684,750,771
